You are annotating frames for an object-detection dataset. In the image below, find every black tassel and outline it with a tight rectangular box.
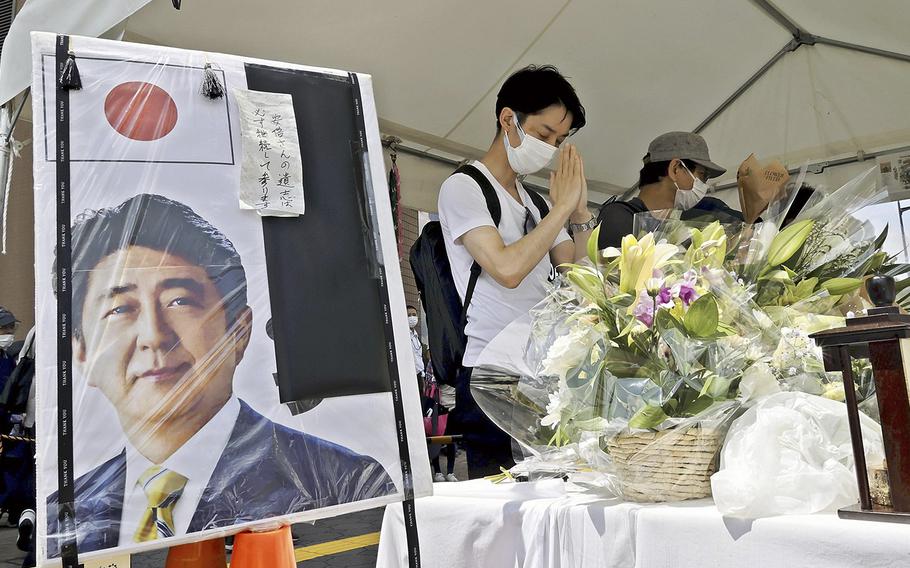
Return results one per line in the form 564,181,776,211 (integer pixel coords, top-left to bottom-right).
172,0,181,8
200,63,224,99
59,50,82,90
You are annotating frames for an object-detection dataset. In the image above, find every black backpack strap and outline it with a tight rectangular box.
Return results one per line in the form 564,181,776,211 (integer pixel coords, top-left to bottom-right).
461,262,482,328
525,189,550,219
453,164,501,226
450,164,502,325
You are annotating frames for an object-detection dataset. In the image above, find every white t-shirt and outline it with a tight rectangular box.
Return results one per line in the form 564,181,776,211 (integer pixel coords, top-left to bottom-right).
438,161,570,367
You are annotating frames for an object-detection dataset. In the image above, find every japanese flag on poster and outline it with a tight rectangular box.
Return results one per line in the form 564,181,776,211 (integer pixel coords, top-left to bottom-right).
30,32,431,567
38,53,234,164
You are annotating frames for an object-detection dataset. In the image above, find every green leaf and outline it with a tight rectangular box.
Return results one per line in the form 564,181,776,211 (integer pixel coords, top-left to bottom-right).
716,321,736,335
873,225,889,251
628,404,669,429
898,289,910,311
866,252,887,274
681,395,716,417
587,224,602,266
702,375,735,398
683,294,719,337
567,269,605,305
755,280,786,306
698,374,714,397
794,277,819,299
886,262,910,274
654,308,683,332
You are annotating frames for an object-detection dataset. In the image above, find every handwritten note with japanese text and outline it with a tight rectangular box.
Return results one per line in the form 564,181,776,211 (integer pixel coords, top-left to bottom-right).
235,89,305,216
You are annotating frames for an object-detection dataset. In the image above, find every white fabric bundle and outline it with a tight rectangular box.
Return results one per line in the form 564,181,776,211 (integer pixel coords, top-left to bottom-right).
711,391,884,518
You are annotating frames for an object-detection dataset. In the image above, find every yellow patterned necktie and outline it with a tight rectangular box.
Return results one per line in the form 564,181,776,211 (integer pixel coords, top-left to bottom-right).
133,465,188,542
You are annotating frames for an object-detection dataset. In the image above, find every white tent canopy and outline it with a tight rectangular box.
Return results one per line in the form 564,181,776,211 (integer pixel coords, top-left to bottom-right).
3,0,910,210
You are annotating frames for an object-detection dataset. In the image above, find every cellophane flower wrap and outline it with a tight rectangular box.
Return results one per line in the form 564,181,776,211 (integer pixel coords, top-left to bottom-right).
482,224,764,498
471,166,908,500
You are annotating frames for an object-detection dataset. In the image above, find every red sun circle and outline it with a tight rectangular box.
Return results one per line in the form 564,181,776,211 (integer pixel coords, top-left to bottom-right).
104,81,178,141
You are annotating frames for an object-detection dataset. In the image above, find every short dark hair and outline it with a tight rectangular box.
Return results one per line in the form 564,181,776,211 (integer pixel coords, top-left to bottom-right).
638,159,699,187
495,65,586,133
406,304,418,311
67,194,248,336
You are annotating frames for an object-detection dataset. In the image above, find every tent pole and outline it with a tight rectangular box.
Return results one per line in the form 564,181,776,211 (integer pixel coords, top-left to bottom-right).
709,143,910,192
391,142,463,169
749,0,802,37
898,202,910,263
693,39,797,134
813,36,910,65
0,104,10,254
390,141,556,196
615,37,800,199
387,141,604,206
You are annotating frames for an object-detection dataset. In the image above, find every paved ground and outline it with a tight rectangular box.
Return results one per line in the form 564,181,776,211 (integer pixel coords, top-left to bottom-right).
1,448,467,567
0,510,385,568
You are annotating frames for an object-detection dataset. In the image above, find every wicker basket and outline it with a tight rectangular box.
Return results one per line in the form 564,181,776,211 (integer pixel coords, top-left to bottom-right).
606,427,722,502
870,464,892,507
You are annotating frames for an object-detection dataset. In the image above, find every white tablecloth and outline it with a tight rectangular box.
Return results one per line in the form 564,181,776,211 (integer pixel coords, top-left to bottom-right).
376,479,910,568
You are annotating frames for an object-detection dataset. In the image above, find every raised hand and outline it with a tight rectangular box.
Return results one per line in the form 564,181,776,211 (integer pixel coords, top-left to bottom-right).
549,143,584,217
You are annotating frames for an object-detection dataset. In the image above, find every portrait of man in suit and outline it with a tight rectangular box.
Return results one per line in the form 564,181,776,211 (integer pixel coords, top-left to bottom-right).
47,193,395,556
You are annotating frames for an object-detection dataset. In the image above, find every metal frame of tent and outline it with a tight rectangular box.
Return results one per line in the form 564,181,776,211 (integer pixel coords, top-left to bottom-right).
377,0,910,198
694,0,910,194
3,0,910,206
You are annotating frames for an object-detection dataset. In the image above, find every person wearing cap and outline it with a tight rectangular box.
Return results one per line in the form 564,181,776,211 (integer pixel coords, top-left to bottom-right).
596,132,740,249
0,308,25,528
0,307,22,390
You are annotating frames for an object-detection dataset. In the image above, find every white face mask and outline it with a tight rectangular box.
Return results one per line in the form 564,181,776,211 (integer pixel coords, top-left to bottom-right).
408,316,419,329
503,115,559,175
674,161,709,210
0,334,14,349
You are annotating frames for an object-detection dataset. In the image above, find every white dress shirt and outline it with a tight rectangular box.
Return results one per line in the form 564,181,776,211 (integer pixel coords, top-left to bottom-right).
118,396,241,544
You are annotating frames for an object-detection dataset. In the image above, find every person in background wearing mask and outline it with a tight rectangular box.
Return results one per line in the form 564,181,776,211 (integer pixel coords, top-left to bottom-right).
407,304,426,380
596,132,733,249
0,307,22,390
0,306,23,523
408,305,459,481
438,65,593,478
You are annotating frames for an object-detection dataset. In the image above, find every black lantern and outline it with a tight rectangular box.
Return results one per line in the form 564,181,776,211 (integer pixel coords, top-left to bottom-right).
810,275,910,523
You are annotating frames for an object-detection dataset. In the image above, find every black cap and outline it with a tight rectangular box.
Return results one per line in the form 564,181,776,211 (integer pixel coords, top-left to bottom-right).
0,307,18,327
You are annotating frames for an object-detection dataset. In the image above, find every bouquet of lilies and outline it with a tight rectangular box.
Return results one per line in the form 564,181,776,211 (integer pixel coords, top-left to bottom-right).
520,222,763,454
479,167,908,487
643,166,909,404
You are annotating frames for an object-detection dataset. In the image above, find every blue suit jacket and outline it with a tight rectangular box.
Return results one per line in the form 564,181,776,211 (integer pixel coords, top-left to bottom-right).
47,400,396,556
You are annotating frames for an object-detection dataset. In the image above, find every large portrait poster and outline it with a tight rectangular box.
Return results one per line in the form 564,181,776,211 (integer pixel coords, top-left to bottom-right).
31,32,430,565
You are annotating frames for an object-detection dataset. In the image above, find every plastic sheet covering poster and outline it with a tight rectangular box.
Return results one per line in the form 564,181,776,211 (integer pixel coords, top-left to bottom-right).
31,32,430,565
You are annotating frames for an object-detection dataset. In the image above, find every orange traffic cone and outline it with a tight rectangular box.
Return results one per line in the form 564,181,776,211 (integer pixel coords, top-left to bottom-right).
165,537,227,567
230,526,295,568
